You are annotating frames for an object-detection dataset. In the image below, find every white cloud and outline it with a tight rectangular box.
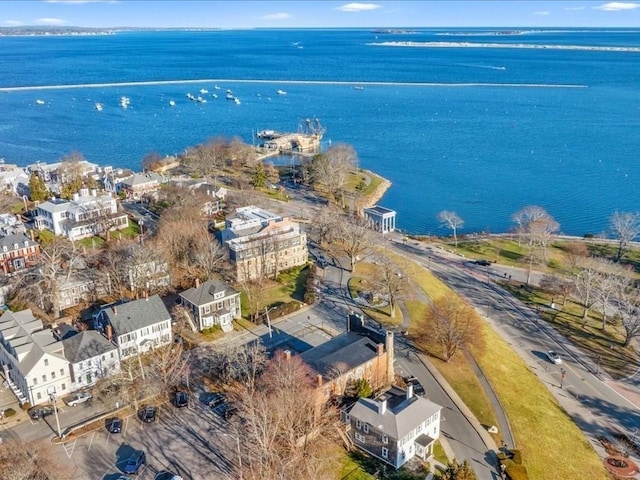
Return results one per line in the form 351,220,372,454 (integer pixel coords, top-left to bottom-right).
564,6,586,10
34,17,67,25
534,10,550,15
594,2,640,10
261,12,292,20
336,3,381,13
3,20,23,26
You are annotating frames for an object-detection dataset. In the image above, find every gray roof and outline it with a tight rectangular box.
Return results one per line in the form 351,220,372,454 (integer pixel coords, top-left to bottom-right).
179,279,239,307
0,309,66,376
349,387,442,440
102,295,171,336
62,330,116,363
300,332,382,376
121,173,158,188
0,233,36,251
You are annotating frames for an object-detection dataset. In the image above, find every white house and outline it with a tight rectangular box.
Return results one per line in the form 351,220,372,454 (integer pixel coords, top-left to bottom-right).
34,188,128,241
364,205,396,235
179,279,241,333
62,330,120,391
94,295,172,359
0,309,72,406
346,385,442,469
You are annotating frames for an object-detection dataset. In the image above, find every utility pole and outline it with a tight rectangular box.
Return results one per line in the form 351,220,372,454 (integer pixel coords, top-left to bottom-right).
48,389,62,439
560,368,566,389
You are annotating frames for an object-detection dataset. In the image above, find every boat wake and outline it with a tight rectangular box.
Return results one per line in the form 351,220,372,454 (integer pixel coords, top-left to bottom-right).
0,78,587,91
453,63,506,71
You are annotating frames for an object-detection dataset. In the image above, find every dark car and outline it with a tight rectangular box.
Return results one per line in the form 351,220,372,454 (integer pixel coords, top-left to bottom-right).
106,417,123,434
201,392,227,408
405,376,426,396
138,406,157,423
28,405,54,421
474,259,492,267
123,450,147,475
212,402,238,420
173,391,188,408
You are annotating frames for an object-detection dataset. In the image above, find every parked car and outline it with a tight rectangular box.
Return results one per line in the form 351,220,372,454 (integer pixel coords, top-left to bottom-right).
474,259,492,267
154,471,184,480
546,350,562,365
405,376,426,396
123,450,147,475
106,417,123,434
28,405,54,421
64,391,92,407
213,402,238,420
173,391,188,408
201,392,227,409
138,406,157,423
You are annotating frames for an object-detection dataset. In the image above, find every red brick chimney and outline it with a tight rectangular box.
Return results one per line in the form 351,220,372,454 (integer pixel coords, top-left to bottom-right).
316,374,323,387
195,278,200,289
283,350,291,361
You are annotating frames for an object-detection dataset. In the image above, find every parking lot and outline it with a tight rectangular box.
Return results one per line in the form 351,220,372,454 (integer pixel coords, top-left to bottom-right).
57,395,239,480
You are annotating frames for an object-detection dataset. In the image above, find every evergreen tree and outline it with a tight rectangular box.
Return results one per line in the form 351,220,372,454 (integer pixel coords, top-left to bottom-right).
252,162,267,188
439,459,477,480
28,172,48,202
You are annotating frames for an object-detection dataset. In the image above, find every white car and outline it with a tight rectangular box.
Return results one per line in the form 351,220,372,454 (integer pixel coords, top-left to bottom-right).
546,350,562,365
64,391,92,407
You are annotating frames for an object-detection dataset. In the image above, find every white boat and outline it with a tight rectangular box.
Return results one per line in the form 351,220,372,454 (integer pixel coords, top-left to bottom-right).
196,96,207,103
199,88,209,94
95,102,104,111
226,93,235,100
214,85,221,90
212,94,218,99
120,96,130,108
276,89,287,95
226,89,233,94
234,97,241,105
354,86,365,90
169,100,176,107
35,99,45,105
186,93,195,100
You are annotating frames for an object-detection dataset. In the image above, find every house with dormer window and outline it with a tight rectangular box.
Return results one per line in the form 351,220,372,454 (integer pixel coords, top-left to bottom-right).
93,295,172,359
0,233,40,275
62,330,120,390
179,279,241,333
346,385,442,469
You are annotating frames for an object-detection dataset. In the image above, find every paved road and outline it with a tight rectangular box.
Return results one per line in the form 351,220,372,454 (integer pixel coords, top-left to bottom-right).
394,238,640,463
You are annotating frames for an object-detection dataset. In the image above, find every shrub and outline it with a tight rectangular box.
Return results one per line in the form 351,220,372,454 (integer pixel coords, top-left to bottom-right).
20,402,31,411
511,449,523,465
502,459,529,480
3,408,16,417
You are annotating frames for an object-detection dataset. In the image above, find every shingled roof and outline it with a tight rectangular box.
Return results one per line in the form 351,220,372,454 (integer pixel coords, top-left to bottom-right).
62,330,117,364
179,279,239,307
101,295,171,336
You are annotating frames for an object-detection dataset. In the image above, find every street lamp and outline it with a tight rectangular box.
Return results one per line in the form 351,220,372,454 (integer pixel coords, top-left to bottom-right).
264,306,277,339
139,219,144,245
560,368,566,389
22,195,28,214
47,387,62,439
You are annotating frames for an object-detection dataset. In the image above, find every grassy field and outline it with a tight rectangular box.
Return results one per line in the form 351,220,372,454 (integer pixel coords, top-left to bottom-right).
375,249,608,479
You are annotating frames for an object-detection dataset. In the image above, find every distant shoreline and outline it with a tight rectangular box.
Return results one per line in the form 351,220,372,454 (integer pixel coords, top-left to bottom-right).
370,41,640,53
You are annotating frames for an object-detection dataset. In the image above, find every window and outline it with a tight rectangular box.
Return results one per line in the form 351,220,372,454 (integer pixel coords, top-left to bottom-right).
42,374,46,382
356,420,361,430
60,368,64,376
382,434,388,444
33,377,38,385
382,448,389,459
51,371,56,379
79,362,83,370
44,359,49,367
110,352,115,359
61,383,66,390
363,423,369,433
37,392,42,400
355,432,365,443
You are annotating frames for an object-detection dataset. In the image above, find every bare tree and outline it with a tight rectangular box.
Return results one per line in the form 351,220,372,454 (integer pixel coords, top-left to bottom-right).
311,143,357,207
237,351,340,480
437,210,464,248
421,293,480,362
372,256,408,319
313,205,341,245
146,343,190,401
539,274,574,306
240,277,269,323
512,206,559,284
594,261,628,330
0,437,77,480
333,215,377,272
610,211,640,262
614,278,640,348
141,151,164,172
573,257,608,322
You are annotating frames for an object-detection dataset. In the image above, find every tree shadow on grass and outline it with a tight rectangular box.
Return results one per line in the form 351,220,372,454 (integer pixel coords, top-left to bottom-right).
342,450,426,480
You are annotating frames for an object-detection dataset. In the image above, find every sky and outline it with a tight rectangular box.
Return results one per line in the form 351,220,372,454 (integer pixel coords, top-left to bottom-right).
1,0,640,29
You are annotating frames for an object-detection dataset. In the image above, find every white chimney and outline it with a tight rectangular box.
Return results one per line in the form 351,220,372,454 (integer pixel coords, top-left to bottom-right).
378,397,387,415
72,193,80,202
406,384,414,400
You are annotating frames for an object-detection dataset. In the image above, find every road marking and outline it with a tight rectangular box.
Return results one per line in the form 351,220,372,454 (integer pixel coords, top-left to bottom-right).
62,440,76,458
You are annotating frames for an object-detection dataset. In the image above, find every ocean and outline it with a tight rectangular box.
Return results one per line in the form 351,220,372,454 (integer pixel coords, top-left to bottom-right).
1,28,639,236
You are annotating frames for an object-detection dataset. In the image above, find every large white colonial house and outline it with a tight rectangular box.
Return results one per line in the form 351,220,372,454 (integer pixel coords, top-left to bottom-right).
93,295,172,359
179,279,241,333
34,188,128,241
62,330,120,391
346,385,442,469
0,310,72,406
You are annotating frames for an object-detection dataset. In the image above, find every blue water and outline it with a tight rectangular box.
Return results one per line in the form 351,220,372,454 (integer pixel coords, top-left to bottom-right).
1,28,639,236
